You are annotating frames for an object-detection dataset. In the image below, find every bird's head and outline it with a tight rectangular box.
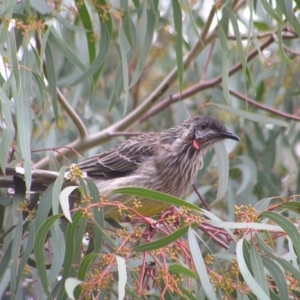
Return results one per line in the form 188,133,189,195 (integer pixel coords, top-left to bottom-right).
182,116,240,151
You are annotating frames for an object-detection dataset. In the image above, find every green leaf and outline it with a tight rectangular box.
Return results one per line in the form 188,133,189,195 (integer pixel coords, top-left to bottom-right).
0,96,15,172
85,178,104,253
48,29,86,71
130,1,157,86
7,28,20,92
261,211,300,259
261,256,289,300
236,239,271,300
65,278,83,300
168,263,198,279
218,23,230,104
58,210,85,299
254,197,276,212
31,71,49,103
226,7,255,90
76,0,96,64
178,286,198,300
114,187,201,212
45,43,59,121
74,253,99,299
134,225,192,252
10,214,23,295
77,253,98,281
119,25,130,114
249,243,269,296
34,184,54,229
16,50,32,192
70,24,111,86
277,23,293,64
281,201,300,214
16,220,36,292
260,0,283,23
48,220,65,288
33,214,62,299
253,21,271,31
188,227,217,300
172,0,183,91
40,23,53,73
120,1,133,48
108,58,123,111
211,141,229,205
52,166,67,215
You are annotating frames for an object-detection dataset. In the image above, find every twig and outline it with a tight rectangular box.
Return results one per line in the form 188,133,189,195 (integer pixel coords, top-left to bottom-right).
56,88,88,139
141,36,276,121
282,44,300,56
198,222,231,250
35,31,88,140
193,184,210,211
108,131,143,137
227,88,300,122
227,30,297,41
201,40,216,81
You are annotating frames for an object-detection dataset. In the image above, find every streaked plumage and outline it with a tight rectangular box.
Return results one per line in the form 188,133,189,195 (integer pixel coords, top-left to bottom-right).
0,116,240,219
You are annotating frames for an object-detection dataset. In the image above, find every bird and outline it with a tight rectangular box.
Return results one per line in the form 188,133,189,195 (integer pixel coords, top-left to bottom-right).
0,116,240,219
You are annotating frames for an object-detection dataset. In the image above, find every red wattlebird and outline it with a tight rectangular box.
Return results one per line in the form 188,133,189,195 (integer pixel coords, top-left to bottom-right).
0,116,240,219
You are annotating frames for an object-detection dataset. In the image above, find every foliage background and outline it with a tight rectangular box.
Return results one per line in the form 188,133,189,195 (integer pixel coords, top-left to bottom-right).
0,0,300,299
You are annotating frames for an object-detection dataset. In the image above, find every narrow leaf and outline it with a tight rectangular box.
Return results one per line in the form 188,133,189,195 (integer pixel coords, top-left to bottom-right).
134,225,192,252
188,227,217,300
261,256,289,300
249,243,269,295
59,186,79,223
52,166,67,215
114,187,201,212
0,97,15,172
116,256,127,300
168,263,198,279
211,141,229,205
172,0,183,91
33,214,62,299
65,278,83,300
236,239,271,300
45,43,58,121
119,25,130,114
70,24,110,86
261,211,300,259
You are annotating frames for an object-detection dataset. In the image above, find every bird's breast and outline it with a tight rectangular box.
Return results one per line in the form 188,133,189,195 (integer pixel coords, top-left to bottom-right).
152,145,204,198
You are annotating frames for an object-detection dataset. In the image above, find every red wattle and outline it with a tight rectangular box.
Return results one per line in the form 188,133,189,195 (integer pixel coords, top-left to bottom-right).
193,139,200,150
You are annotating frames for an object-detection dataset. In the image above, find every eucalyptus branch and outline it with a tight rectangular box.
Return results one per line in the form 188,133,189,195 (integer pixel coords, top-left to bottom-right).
226,88,300,122
56,88,88,139
141,36,275,121
227,31,297,40
35,32,88,140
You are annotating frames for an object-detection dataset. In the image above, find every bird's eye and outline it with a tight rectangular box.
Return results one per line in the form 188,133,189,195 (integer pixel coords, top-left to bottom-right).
200,123,207,130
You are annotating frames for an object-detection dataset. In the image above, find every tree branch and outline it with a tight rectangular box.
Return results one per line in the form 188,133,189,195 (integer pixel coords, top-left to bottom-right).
140,35,275,121
56,88,88,139
227,88,300,122
35,31,88,140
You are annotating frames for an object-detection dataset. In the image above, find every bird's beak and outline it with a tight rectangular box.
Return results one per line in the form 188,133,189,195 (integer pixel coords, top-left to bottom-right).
219,131,240,142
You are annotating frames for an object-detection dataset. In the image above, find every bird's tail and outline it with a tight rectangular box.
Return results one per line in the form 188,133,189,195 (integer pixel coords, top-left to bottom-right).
0,167,60,192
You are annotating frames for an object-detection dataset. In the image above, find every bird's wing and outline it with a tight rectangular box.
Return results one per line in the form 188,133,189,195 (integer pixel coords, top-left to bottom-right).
77,134,158,179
